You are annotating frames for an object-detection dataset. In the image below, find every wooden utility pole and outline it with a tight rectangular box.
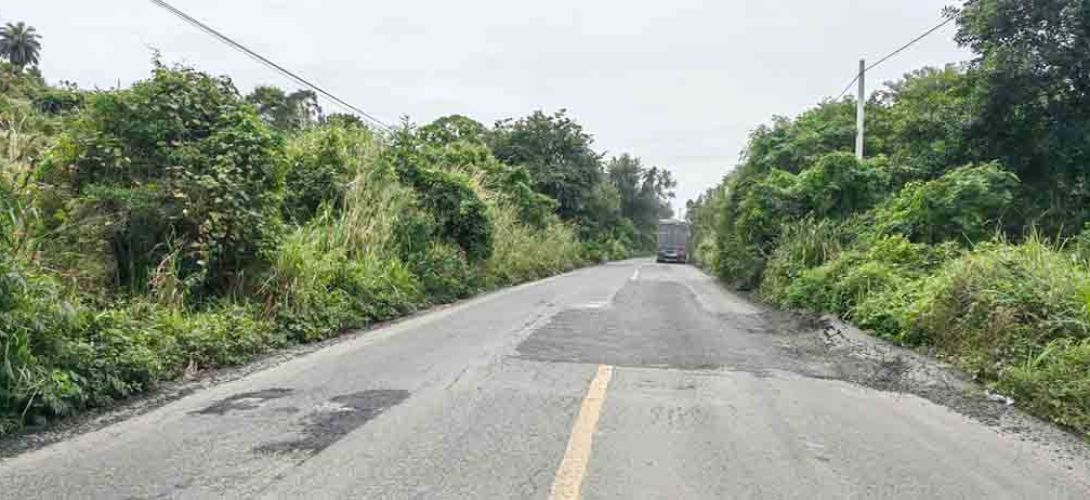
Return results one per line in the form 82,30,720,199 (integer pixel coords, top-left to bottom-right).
855,59,865,160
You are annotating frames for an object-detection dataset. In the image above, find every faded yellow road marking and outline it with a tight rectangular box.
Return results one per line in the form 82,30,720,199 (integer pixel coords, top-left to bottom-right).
549,364,614,500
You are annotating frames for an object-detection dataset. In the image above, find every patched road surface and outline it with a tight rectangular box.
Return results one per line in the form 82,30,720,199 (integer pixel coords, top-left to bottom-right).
3,260,1090,498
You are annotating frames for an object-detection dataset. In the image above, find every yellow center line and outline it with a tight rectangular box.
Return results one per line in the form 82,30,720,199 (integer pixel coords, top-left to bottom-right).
548,364,614,500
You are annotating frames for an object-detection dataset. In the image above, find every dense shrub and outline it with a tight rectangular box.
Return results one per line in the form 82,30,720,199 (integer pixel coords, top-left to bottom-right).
728,169,799,254
409,167,493,261
709,153,892,289
0,253,85,429
776,235,957,335
263,224,422,342
388,127,494,262
793,153,889,219
871,163,1018,245
712,232,764,289
282,125,379,224
0,251,280,430
905,239,1090,379
417,116,558,229
759,218,849,304
40,63,285,297
407,242,478,303
152,302,280,372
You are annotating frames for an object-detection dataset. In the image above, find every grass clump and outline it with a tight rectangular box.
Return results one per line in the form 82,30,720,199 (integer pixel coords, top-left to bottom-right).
482,202,583,287
999,338,1090,432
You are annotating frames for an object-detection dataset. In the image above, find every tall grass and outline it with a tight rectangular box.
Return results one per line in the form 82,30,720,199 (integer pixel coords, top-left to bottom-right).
261,136,424,342
759,218,847,304
482,202,583,286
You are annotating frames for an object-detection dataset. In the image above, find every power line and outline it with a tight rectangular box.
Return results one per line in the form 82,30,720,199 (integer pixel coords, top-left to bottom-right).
834,14,957,100
148,0,392,131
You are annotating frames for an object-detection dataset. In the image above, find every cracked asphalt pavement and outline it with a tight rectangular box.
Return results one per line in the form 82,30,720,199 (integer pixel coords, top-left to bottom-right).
2,259,1089,498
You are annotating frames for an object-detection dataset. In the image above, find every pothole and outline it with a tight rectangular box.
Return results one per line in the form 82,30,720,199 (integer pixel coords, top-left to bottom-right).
254,389,409,457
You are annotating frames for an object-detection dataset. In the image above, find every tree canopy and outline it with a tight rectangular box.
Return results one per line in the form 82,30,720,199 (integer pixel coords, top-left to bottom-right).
0,22,41,72
246,86,321,131
488,110,604,221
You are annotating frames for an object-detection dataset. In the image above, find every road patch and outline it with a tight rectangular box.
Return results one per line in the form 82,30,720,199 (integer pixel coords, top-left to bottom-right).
516,281,789,372
194,388,294,416
255,389,409,456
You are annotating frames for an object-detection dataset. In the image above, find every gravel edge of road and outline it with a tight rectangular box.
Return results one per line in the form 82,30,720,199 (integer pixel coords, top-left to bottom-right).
817,315,1090,464
695,266,1090,469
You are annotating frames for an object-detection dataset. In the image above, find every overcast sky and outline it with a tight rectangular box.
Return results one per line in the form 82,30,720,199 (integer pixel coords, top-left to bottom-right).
5,0,969,214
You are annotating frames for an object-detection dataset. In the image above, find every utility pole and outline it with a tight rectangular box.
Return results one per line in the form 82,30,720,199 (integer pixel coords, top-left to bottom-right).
855,59,865,160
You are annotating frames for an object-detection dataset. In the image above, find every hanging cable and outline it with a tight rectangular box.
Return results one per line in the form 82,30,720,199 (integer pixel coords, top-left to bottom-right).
149,0,393,131
834,14,957,100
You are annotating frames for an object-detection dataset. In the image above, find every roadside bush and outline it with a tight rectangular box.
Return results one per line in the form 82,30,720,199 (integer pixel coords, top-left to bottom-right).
388,127,494,262
0,253,88,427
780,235,955,325
40,63,286,297
0,276,283,432
410,167,493,261
152,302,280,372
415,119,557,229
760,218,849,304
728,169,799,254
905,238,1090,380
482,161,557,229
713,232,764,289
385,203,477,303
1,251,266,427
851,279,929,340
693,234,719,270
580,234,633,264
408,242,477,303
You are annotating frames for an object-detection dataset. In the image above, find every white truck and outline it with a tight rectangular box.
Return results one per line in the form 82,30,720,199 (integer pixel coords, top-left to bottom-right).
656,220,690,263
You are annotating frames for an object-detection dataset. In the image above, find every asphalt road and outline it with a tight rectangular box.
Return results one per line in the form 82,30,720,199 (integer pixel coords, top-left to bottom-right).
2,259,1089,499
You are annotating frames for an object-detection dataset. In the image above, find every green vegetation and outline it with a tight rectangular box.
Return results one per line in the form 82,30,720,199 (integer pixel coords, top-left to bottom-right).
687,0,1090,436
0,23,675,433
0,22,41,72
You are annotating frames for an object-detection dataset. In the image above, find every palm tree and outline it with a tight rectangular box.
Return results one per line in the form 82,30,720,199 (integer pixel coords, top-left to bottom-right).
0,22,42,72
